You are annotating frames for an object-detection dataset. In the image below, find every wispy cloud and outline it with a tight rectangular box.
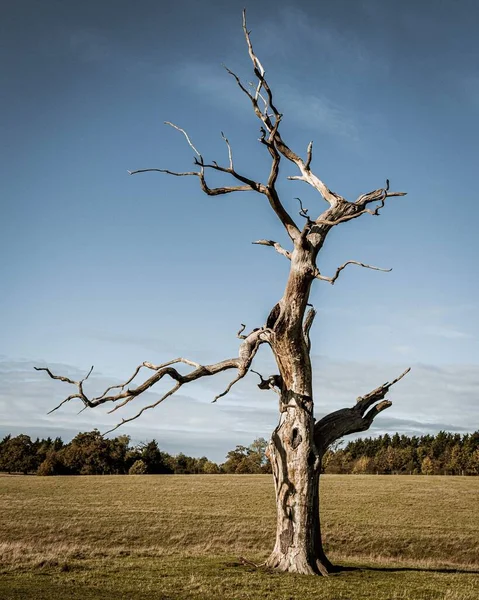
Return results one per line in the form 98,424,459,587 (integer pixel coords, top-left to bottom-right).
392,344,415,356
275,83,358,140
407,303,478,319
86,330,182,355
258,6,388,75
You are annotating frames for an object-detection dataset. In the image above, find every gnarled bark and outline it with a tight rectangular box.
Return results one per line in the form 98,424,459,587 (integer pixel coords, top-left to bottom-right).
36,9,409,576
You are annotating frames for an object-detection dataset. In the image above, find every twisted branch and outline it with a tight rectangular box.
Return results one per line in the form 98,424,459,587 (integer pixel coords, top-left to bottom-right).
250,369,282,394
37,328,271,432
303,304,316,351
314,260,392,285
34,366,94,414
304,180,407,234
295,197,311,221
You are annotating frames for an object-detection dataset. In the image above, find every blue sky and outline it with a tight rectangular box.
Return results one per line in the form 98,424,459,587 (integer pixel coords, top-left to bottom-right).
1,0,478,461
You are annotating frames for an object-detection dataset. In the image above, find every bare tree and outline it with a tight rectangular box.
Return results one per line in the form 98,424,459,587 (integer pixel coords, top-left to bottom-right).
36,11,409,575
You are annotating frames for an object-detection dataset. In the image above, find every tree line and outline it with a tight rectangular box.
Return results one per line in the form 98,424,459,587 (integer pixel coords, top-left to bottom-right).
323,431,479,475
0,431,271,476
0,430,478,476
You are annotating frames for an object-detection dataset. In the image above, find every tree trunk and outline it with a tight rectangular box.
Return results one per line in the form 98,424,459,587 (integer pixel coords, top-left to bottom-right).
265,390,334,575
263,248,335,575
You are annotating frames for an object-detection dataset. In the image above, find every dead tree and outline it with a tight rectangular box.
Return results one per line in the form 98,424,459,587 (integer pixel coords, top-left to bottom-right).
36,11,409,575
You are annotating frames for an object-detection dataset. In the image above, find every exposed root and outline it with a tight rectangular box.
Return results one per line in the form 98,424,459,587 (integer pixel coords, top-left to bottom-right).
238,556,266,569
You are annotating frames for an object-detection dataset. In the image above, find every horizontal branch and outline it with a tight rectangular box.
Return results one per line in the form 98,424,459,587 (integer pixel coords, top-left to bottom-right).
314,368,410,455
252,239,291,260
355,179,407,208
314,260,392,285
36,328,272,433
128,167,253,195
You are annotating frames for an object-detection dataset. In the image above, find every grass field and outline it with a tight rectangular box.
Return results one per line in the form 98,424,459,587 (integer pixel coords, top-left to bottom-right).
0,474,478,599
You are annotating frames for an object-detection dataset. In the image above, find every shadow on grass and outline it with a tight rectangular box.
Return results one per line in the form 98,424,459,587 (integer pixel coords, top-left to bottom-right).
333,564,479,575
228,560,479,576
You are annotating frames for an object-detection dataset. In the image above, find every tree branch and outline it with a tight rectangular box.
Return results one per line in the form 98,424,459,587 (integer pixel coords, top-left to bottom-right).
250,370,283,394
131,114,301,240
303,304,316,351
34,366,94,414
36,328,272,432
129,122,260,196
319,182,406,227
314,260,392,285
314,368,411,455
355,179,407,208
305,141,313,170
252,239,291,260
238,11,345,208
193,157,263,192
307,180,407,232
221,131,234,170
237,323,247,339
128,167,253,195
295,197,311,222
355,368,410,415
261,120,302,242
164,121,203,159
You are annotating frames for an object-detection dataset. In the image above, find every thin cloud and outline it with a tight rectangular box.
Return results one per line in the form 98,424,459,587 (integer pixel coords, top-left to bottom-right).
421,326,473,340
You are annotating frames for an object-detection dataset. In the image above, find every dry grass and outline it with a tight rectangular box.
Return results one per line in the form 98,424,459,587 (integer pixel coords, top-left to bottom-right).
0,474,478,599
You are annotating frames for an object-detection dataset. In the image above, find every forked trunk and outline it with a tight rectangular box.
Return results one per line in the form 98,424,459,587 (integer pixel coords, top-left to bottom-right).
265,390,334,575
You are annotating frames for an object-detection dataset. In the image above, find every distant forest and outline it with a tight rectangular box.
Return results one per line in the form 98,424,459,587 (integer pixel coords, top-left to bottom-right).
1,430,478,476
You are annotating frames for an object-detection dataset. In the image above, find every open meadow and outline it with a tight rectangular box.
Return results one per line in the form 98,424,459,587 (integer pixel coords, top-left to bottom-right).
0,474,478,599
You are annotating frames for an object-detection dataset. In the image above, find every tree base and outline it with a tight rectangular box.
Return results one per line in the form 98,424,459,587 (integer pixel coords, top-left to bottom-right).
265,551,336,576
